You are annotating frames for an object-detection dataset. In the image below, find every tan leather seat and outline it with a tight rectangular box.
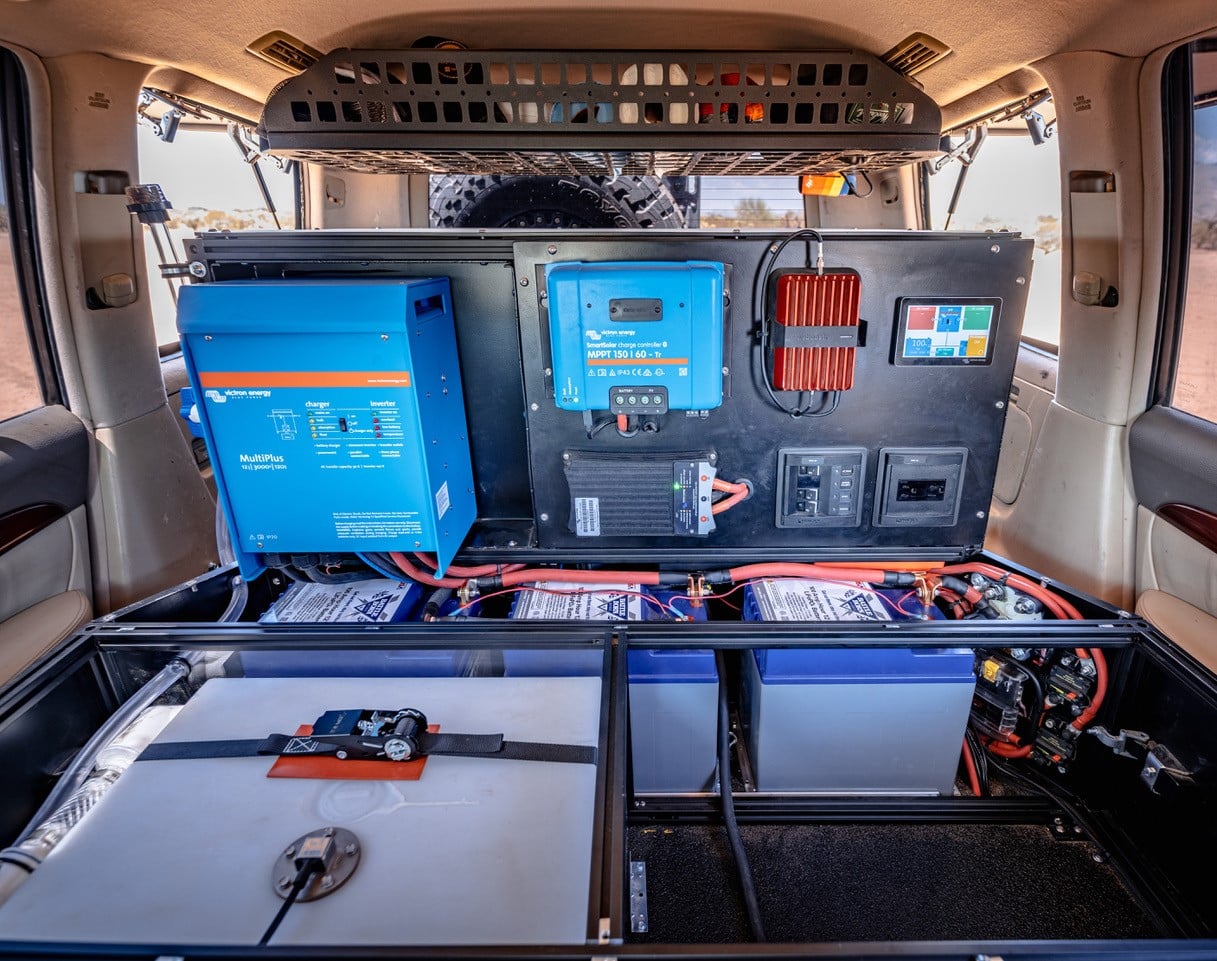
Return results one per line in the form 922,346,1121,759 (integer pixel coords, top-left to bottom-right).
1135,590,1217,675
0,590,92,684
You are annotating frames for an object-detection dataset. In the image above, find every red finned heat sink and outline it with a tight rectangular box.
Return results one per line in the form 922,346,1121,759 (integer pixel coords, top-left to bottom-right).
769,270,861,391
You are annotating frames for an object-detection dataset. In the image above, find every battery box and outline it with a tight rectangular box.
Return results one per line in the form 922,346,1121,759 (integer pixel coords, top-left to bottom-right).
545,260,725,413
177,279,476,577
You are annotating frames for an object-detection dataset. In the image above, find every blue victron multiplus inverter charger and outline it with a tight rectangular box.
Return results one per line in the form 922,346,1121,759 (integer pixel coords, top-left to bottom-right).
545,260,725,413
177,278,476,578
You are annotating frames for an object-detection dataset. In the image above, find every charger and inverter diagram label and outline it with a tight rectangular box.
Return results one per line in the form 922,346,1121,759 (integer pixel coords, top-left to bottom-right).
198,374,428,549
511,582,643,620
749,579,893,622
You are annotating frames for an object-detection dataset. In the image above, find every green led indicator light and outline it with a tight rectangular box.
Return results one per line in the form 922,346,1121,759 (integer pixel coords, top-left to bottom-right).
673,482,682,491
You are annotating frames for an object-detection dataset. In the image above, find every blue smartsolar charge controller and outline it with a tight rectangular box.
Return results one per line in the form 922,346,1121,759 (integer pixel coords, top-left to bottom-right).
545,260,725,413
177,278,476,578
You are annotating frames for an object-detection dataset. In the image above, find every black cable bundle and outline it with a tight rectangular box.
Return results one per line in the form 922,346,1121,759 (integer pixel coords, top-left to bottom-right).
714,650,766,941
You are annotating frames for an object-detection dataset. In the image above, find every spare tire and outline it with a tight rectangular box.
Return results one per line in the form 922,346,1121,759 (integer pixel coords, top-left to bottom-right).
429,175,685,228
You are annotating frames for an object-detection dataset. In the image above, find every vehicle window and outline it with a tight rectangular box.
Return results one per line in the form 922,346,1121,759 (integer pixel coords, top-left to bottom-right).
927,131,1062,348
428,174,805,229
0,69,44,422
1173,44,1217,422
136,122,297,347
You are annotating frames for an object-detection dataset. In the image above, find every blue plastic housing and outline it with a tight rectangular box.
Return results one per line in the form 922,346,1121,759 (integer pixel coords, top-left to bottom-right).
750,647,976,685
177,279,476,578
545,260,724,411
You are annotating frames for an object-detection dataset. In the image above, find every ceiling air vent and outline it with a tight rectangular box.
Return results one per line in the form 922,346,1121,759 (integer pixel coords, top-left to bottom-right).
882,33,952,77
246,32,321,74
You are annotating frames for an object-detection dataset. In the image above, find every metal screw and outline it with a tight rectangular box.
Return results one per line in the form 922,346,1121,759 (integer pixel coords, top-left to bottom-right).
547,245,558,255
563,452,571,461
722,366,730,375
414,540,421,548
256,541,264,548
540,512,549,522
1092,851,1105,863
381,334,389,342
990,244,1001,253
283,847,296,858
323,827,334,837
442,388,449,395
507,539,518,547
1054,824,1066,834
1016,276,1026,285
520,277,530,287
995,400,1005,409
976,511,986,519
544,367,552,376
204,335,213,341
188,261,207,278
344,843,358,856
277,875,292,890
321,874,334,889
335,750,347,759
530,402,540,412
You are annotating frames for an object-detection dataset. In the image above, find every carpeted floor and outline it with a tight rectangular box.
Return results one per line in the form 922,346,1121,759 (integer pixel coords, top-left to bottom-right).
627,821,1163,943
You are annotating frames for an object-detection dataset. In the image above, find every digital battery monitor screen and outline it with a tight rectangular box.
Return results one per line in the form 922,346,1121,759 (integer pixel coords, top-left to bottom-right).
893,298,1002,366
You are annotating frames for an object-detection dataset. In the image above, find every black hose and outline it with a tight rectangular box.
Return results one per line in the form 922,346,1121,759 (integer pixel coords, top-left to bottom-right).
714,650,766,942
424,587,454,620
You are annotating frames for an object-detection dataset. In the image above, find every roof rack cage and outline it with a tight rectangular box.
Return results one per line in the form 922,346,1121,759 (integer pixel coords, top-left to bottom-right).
259,49,943,176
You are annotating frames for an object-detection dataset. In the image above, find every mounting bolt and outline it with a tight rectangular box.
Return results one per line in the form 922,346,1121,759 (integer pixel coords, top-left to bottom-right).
283,847,295,858
381,334,389,341
544,367,552,376
1016,276,1027,285
277,875,292,890
321,874,334,889
204,335,213,341
995,400,1005,409
722,366,730,375
563,452,571,461
1092,851,1105,863
520,277,530,287
344,843,358,856
540,512,549,522
976,511,986,519
188,261,207,278
990,244,1001,253
530,402,540,412
547,245,558,255
256,541,264,549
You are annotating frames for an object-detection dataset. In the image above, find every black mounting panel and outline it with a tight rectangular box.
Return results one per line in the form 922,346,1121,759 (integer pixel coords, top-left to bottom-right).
259,49,942,176
182,228,1030,563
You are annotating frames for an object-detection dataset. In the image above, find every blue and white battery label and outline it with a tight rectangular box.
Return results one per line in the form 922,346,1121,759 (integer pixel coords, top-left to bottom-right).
259,579,417,623
512,582,643,620
750,579,894,622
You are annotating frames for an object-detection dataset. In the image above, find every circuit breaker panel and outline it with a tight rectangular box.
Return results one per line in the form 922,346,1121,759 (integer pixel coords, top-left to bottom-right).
177,279,476,577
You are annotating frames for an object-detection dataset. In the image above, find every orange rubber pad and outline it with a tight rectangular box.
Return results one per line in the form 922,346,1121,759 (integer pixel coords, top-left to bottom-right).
267,724,437,780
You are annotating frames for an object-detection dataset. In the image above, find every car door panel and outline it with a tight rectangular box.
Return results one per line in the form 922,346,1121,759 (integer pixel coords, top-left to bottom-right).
1129,406,1217,658
0,405,92,679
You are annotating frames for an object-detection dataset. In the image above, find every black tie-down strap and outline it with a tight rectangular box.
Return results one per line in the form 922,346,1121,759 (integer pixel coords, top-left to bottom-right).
137,708,596,766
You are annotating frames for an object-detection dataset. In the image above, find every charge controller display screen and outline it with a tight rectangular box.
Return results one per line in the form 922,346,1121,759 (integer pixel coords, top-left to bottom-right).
893,297,1002,366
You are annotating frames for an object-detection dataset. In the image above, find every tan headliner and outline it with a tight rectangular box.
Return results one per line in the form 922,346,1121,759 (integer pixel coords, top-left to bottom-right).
2,0,1216,127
